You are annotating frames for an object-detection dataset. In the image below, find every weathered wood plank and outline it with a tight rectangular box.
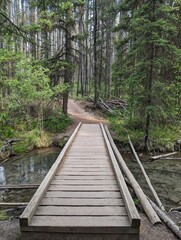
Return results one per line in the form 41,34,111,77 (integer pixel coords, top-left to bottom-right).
54,176,116,180
30,216,129,227
51,180,117,185
72,143,105,146
20,123,82,226
56,172,114,176
65,157,109,159
48,185,119,191
45,191,121,198
63,164,111,167
35,206,127,216
66,154,108,157
40,198,124,206
21,232,139,240
61,168,111,172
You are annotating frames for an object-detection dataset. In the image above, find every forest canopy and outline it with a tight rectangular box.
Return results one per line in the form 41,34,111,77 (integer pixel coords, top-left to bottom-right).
0,0,181,150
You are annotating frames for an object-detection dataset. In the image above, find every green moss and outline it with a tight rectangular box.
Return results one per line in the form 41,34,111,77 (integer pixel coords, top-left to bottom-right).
0,210,9,221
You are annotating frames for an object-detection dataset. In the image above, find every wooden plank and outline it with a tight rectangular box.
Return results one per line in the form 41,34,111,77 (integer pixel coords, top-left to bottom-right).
45,191,121,198
64,159,109,162
21,232,139,240
72,143,105,146
56,172,114,176
66,154,108,157
51,180,117,185
64,161,110,164
20,123,82,227
68,146,105,149
64,162,110,166
64,164,111,167
73,142,105,146
48,185,119,191
61,168,111,172
54,176,116,180
0,184,39,190
75,137,103,139
40,198,123,206
67,151,106,154
30,216,130,227
35,206,127,216
65,157,109,159
76,134,102,136
101,124,140,228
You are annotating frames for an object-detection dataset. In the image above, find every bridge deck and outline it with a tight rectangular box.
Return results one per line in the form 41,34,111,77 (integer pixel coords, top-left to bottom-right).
20,123,140,240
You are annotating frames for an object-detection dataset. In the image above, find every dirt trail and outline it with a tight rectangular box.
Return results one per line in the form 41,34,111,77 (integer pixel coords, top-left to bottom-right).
68,99,106,124
54,99,106,141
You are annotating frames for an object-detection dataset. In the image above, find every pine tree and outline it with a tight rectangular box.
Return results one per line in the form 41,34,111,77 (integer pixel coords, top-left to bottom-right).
113,0,181,145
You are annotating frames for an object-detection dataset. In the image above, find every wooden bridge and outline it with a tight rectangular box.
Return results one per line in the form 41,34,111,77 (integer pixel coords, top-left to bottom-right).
20,123,140,240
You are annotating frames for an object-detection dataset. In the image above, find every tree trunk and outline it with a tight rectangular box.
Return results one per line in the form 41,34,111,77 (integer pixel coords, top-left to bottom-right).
93,0,98,105
63,18,73,115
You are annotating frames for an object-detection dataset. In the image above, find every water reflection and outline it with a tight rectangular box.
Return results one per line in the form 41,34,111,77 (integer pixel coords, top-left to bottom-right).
0,149,60,202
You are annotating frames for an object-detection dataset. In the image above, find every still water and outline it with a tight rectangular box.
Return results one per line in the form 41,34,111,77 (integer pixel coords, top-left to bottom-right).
0,148,180,210
0,148,60,202
123,152,181,210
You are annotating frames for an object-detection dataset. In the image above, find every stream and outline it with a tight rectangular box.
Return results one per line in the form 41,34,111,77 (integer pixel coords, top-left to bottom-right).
0,148,180,210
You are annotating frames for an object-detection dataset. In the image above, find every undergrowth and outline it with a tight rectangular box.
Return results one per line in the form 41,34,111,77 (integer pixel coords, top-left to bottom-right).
108,113,181,149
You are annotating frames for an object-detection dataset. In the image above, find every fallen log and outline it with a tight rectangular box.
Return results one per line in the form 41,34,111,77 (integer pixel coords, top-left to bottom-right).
155,158,181,161
150,152,177,160
149,199,181,240
0,202,28,207
128,135,165,211
0,184,39,190
104,126,161,225
169,206,181,212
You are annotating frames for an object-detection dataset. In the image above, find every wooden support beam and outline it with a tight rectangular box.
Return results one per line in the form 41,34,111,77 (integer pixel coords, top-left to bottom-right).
104,125,161,225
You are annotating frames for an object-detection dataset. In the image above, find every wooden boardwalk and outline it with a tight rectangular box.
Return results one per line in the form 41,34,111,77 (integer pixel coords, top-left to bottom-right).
20,123,140,240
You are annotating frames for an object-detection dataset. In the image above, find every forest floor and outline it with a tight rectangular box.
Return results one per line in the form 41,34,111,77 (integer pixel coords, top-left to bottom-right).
0,99,180,240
